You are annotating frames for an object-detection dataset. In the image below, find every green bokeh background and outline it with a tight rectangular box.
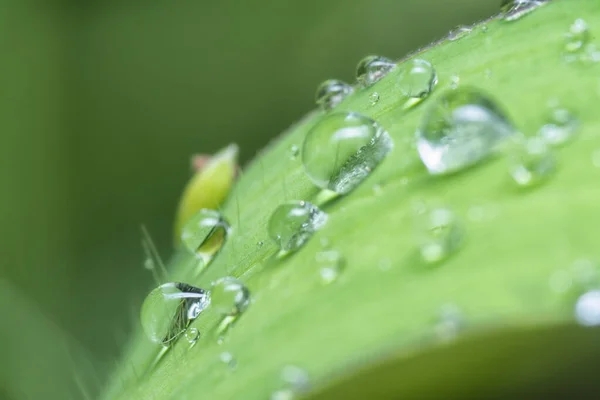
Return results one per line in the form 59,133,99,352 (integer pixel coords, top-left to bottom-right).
0,0,498,397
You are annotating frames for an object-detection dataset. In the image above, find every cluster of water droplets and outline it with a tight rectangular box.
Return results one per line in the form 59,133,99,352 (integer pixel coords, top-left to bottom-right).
563,18,600,64
500,0,549,22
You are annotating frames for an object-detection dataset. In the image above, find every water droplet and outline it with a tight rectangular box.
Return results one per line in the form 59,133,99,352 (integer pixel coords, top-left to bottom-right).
184,327,200,346
268,201,327,252
257,240,265,248
289,145,300,160
538,104,578,146
140,282,210,345
369,92,380,106
549,270,572,294
181,209,229,265
501,0,548,22
315,79,354,111
302,112,393,194
271,365,310,399
372,183,383,196
270,390,294,400
219,352,237,369
415,207,462,264
433,304,465,341
448,25,472,41
396,59,437,99
449,75,460,89
356,55,395,87
565,19,590,54
211,277,250,316
575,290,600,326
507,136,554,187
416,87,516,175
316,250,345,284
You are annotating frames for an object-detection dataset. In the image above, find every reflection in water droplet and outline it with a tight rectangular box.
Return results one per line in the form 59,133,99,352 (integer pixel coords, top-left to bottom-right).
433,304,465,342
140,283,210,345
302,112,393,194
356,55,395,87
448,25,472,41
316,250,345,284
538,105,578,146
501,0,548,22
416,87,516,175
219,352,237,369
185,327,200,346
369,92,380,106
268,201,327,252
289,145,300,160
315,80,354,111
397,59,437,99
507,136,554,187
575,290,600,326
415,207,462,264
211,277,250,316
181,209,229,268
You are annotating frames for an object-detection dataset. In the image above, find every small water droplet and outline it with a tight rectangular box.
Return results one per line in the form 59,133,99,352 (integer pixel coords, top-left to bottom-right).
433,304,465,341
302,112,393,194
181,209,229,266
416,87,516,175
289,145,300,160
538,105,578,146
270,365,310,400
575,290,600,326
219,351,237,369
565,18,590,54
211,277,250,316
257,240,265,248
356,55,395,87
184,327,200,346
270,390,294,400
448,25,472,41
415,207,462,264
369,92,380,106
140,282,210,345
316,250,345,284
507,136,554,187
397,59,438,99
481,25,489,33
372,183,383,196
315,79,354,111
501,0,548,22
450,75,460,89
268,201,327,252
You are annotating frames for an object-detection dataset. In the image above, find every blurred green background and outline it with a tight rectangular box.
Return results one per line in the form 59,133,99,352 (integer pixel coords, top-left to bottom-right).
1,0,499,398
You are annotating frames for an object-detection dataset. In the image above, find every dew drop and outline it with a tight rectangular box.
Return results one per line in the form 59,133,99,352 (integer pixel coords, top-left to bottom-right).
271,365,310,399
449,75,460,89
565,18,590,54
219,352,237,369
415,206,462,264
369,92,380,106
184,327,200,346
302,112,393,194
356,55,395,87
538,105,578,146
416,87,516,175
316,250,345,284
396,59,437,99
448,25,472,41
507,136,554,187
575,290,600,326
268,201,327,252
140,282,210,345
211,277,250,316
501,0,548,22
289,145,300,160
315,79,354,111
257,240,265,248
433,304,465,342
181,209,229,265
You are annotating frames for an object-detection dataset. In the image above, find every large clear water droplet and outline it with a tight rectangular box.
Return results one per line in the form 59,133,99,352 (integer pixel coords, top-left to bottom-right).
575,290,600,326
501,0,548,22
268,201,327,252
356,55,395,87
315,80,354,111
538,104,578,146
181,209,229,265
507,136,554,187
415,206,463,264
316,250,345,284
396,59,437,99
211,277,250,316
416,87,516,175
140,282,210,345
302,112,393,194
